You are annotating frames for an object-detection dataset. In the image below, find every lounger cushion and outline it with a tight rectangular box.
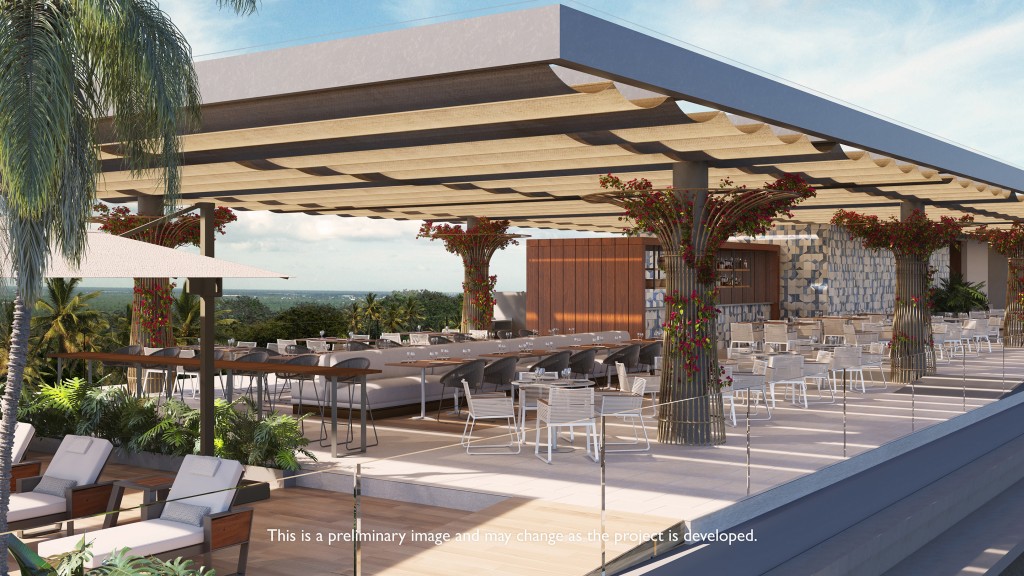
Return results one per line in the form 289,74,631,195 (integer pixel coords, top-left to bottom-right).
8,492,65,522
37,519,203,568
166,455,243,515
63,436,92,454
12,422,34,463
160,501,210,527
45,435,112,487
33,476,76,498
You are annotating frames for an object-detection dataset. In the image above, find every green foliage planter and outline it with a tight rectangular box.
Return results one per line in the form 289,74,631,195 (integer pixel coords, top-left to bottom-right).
929,273,989,314
20,378,315,472
11,535,213,575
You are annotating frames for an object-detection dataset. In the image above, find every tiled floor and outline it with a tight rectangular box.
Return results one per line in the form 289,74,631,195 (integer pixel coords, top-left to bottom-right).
140,345,1024,574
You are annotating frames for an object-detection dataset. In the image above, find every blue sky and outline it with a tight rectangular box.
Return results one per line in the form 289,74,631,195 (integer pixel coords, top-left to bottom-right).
111,0,1024,293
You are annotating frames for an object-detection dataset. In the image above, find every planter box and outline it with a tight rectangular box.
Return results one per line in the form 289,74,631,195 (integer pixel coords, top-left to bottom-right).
233,479,271,505
243,465,297,490
30,437,299,492
111,448,184,472
28,437,62,454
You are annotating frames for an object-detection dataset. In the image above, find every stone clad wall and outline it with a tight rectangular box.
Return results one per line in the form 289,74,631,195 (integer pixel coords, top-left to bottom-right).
732,224,829,318
730,224,950,320
653,224,950,346
825,226,895,315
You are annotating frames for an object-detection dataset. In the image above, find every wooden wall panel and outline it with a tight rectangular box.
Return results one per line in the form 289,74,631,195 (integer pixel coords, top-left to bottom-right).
526,237,778,335
589,239,604,332
537,240,550,334
528,239,536,330
573,237,589,332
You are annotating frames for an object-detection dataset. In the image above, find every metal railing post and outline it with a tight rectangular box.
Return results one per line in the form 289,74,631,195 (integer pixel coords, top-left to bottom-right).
745,397,751,496
843,368,848,458
600,414,607,576
353,464,362,576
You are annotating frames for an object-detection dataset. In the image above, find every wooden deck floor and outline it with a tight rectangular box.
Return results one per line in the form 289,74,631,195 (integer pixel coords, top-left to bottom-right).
15,455,672,576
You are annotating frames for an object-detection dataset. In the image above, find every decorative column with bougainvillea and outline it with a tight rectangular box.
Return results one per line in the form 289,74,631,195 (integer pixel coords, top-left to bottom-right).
94,204,237,350
831,209,970,382
971,222,1024,347
589,173,815,446
417,217,521,332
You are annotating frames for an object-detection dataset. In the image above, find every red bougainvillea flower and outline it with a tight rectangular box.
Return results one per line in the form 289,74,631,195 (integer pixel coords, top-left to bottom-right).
598,172,814,385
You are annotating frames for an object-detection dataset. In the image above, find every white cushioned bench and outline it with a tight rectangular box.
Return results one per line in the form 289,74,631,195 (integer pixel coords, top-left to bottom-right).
290,331,627,410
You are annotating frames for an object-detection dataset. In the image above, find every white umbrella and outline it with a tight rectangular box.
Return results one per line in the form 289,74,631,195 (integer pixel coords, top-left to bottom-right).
32,231,287,279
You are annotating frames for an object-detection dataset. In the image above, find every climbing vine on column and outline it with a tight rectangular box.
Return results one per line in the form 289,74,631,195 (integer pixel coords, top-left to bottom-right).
94,204,236,348
831,209,970,382
417,218,520,332
590,174,814,445
971,222,1024,347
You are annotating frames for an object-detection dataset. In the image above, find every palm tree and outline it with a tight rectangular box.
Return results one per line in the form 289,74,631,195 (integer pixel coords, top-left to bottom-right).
173,285,201,344
342,301,363,335
0,1,256,569
399,295,425,331
379,300,405,333
172,283,237,344
361,292,382,337
33,278,109,355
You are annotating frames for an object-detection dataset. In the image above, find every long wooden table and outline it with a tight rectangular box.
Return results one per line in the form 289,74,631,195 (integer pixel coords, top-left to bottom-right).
50,351,380,457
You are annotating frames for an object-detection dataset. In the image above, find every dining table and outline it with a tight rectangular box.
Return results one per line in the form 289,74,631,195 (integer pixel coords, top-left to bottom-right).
478,349,552,359
511,377,595,439
557,343,625,351
384,357,474,419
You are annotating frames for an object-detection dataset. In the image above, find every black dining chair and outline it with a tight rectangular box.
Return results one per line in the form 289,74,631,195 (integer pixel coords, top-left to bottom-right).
595,344,641,388
319,357,378,450
105,345,143,390
437,359,486,419
483,356,518,394
568,348,597,380
429,335,453,345
176,349,227,400
274,354,320,416
637,342,663,374
233,350,270,408
527,350,571,375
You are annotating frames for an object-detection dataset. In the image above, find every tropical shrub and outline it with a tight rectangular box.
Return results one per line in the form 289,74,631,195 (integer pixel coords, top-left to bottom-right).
11,535,212,576
219,397,315,471
21,378,315,470
930,272,989,313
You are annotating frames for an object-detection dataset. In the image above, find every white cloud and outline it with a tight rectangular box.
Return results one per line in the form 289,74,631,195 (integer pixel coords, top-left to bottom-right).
380,0,448,22
219,213,422,251
157,0,256,57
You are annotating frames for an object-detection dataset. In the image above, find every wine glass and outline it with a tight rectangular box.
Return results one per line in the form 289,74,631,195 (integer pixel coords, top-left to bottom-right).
550,328,559,336
498,343,507,352
568,327,575,335
227,338,236,347
406,351,416,361
462,348,470,357
319,330,326,338
560,368,571,379
440,348,449,360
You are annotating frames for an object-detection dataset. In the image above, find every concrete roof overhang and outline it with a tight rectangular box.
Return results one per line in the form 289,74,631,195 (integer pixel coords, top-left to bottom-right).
95,5,1024,231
